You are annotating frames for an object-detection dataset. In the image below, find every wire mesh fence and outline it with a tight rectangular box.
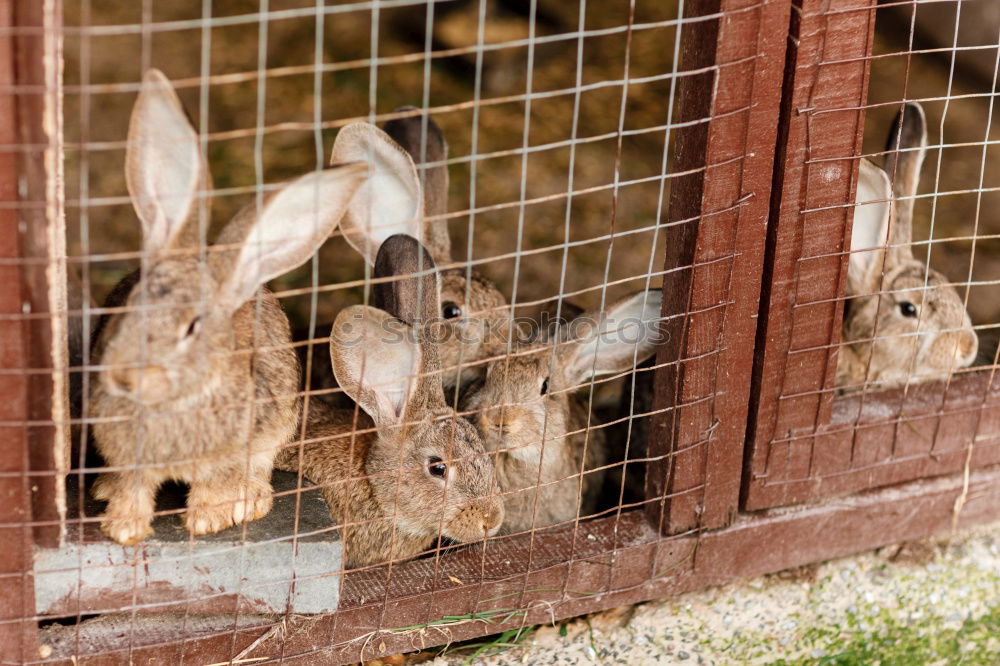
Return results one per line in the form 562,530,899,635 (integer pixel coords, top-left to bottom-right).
745,0,1000,510
1,0,998,663
29,0,709,661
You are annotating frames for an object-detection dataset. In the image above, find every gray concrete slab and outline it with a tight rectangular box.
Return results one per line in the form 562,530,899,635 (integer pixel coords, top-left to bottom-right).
35,471,343,616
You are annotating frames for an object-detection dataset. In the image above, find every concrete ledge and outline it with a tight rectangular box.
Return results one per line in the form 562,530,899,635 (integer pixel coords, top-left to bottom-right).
34,472,342,616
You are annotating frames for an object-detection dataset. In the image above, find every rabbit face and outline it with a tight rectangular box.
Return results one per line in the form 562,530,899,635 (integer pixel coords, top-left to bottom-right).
369,413,503,542
464,349,568,462
437,269,510,384
100,258,230,405
845,264,977,384
840,105,978,388
466,290,663,461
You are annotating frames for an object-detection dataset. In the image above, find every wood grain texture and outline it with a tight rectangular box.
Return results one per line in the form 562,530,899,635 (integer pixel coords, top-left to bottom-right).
14,0,64,549
744,0,882,510
0,1,41,661
647,0,790,533
37,466,1000,664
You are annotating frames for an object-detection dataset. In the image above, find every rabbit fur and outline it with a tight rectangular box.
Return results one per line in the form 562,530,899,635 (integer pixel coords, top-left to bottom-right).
276,235,503,567
89,69,368,545
328,113,512,393
838,102,977,387
462,289,662,533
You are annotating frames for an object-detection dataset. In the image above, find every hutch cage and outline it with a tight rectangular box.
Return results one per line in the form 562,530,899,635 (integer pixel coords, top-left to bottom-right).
1,0,998,663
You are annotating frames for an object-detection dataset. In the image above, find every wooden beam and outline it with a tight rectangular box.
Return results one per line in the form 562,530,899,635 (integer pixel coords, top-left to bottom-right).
647,0,790,532
36,465,1000,664
744,0,878,510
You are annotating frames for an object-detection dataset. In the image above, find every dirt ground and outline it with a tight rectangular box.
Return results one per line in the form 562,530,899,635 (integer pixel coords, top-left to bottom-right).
64,0,677,331
62,2,999,340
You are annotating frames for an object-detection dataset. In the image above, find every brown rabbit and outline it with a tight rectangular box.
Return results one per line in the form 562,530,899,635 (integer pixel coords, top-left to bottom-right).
838,103,977,387
462,290,662,533
331,114,511,392
277,235,503,568
88,69,368,545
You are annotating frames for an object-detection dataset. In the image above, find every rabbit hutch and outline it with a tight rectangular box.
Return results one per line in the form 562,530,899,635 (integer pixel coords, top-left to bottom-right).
2,0,999,663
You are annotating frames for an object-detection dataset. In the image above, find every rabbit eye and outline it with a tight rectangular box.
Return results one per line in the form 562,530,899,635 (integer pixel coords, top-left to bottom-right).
442,302,462,320
898,301,918,318
540,377,549,396
427,456,447,478
184,316,202,338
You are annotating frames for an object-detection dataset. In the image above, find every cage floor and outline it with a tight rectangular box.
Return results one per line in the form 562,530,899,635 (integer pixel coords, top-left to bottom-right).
36,472,341,617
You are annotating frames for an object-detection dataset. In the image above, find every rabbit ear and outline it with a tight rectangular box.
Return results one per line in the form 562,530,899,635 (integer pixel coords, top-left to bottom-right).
848,159,899,295
883,102,927,246
373,234,441,326
331,305,438,427
384,108,452,264
565,290,663,385
214,162,369,308
330,123,424,266
126,68,208,257
370,234,448,415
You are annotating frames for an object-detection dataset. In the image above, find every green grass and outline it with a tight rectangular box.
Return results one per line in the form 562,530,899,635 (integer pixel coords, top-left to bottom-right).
453,625,537,664
772,604,1000,665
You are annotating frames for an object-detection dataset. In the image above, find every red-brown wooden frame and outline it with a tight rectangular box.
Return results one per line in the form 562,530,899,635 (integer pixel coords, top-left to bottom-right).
5,0,1000,663
743,0,1000,510
648,0,789,534
1,0,55,661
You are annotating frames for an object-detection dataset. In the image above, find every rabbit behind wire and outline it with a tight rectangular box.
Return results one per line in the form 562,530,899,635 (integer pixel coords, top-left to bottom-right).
301,110,592,403
89,69,368,545
462,290,662,533
276,234,503,568
838,102,977,388
330,114,512,392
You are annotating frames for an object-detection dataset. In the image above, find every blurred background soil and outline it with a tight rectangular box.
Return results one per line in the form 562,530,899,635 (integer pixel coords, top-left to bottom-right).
63,0,677,333
63,1,999,353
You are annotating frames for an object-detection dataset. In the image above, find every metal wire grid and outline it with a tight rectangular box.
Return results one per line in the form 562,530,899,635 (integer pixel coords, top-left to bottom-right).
758,0,1000,496
4,0,751,661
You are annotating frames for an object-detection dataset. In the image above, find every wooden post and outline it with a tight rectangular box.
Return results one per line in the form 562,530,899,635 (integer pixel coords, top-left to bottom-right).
646,0,790,533
13,0,66,546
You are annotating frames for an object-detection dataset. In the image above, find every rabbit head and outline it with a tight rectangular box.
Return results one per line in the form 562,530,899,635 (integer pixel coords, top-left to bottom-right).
331,113,509,391
840,103,977,387
331,234,503,543
97,69,368,406
465,290,663,460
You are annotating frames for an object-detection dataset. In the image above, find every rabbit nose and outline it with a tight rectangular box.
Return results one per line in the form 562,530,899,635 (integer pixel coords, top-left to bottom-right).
106,365,134,394
478,407,507,432
483,503,503,536
955,331,978,366
105,365,170,399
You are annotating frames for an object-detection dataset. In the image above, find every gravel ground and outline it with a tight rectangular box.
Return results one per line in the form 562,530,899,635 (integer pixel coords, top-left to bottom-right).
424,521,1000,665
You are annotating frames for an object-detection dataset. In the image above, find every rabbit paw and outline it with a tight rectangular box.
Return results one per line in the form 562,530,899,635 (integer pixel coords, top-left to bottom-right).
93,472,157,545
101,514,155,546
184,482,273,535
